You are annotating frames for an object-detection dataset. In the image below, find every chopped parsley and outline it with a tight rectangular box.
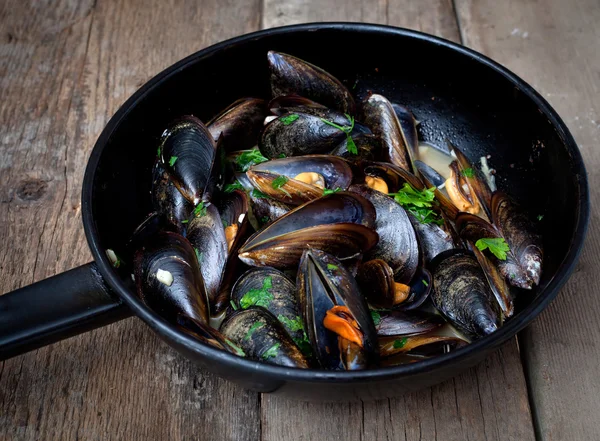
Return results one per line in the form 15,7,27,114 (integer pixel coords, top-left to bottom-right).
327,263,339,271
194,247,203,264
278,153,287,158
234,148,268,172
157,145,161,157
169,156,178,167
271,175,289,190
193,201,207,217
320,114,358,155
462,168,475,178
245,322,264,340
422,279,429,287
393,338,408,349
225,338,246,357
239,276,274,309
230,300,238,311
224,181,244,193
475,237,510,260
388,183,443,225
323,187,342,196
222,219,228,228
537,214,544,221
261,342,281,359
280,114,300,125
370,310,381,326
261,216,270,224
278,315,305,332
251,189,271,199
181,219,189,224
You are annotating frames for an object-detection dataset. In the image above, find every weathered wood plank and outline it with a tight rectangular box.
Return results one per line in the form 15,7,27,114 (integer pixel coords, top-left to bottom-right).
456,0,600,439
0,0,262,440
259,3,535,441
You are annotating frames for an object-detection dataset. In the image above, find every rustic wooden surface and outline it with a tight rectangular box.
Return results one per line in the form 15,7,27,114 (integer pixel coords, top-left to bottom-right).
0,0,595,440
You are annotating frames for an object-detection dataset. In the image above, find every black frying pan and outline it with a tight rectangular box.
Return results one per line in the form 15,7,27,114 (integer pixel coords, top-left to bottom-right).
0,23,589,401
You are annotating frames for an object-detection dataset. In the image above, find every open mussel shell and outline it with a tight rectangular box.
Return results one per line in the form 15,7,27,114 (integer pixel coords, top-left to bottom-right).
207,98,268,152
269,95,328,114
350,185,419,283
151,161,193,232
133,231,209,325
379,323,470,358
247,155,353,205
267,51,355,114
356,260,432,311
297,249,378,370
407,211,459,264
391,103,419,156
220,307,309,368
330,133,380,161
238,192,378,269
248,191,291,229
231,267,308,351
259,111,351,159
158,115,216,205
430,249,501,339
176,314,243,355
414,160,446,189
363,161,425,193
491,191,543,287
455,212,532,291
186,203,228,312
374,310,443,337
362,94,417,174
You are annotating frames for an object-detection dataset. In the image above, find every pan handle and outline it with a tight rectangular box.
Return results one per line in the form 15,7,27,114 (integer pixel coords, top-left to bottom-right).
0,262,132,360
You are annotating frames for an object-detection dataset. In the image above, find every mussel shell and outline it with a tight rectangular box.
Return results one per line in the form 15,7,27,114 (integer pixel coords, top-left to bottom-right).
158,115,216,205
133,231,209,325
430,249,501,338
207,98,268,152
220,307,309,368
297,249,378,370
259,111,350,159
151,161,193,232
231,267,306,346
363,161,425,193
186,204,228,311
362,94,417,174
267,51,355,114
330,133,380,161
455,212,532,290
126,212,177,262
248,191,291,229
471,245,514,318
414,160,446,188
350,185,419,283
391,103,419,155
492,191,543,287
238,192,378,268
247,155,353,205
269,95,328,114
374,310,443,337
407,211,457,264
379,323,469,358
176,314,240,355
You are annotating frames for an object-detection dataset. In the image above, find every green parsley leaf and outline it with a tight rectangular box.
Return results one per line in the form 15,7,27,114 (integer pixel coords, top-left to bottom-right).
320,115,358,155
370,310,381,326
389,183,443,225
537,214,544,221
194,247,203,264
295,336,313,357
393,338,408,349
327,263,339,271
271,175,289,190
422,279,429,287
181,219,189,224
323,187,342,196
225,338,246,357
240,276,274,309
234,148,268,172
261,216,270,224
277,315,305,333
251,189,271,199
346,136,358,155
157,146,161,157
245,322,264,341
169,156,178,167
230,300,238,311
462,168,475,178
261,342,281,359
222,219,228,228
278,153,287,158
224,181,244,193
475,237,510,260
193,201,207,217
280,114,300,125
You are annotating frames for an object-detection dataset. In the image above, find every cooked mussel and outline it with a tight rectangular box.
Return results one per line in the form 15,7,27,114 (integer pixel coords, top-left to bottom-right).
408,211,460,264
391,103,418,156
267,51,355,114
238,192,378,269
349,184,419,283
158,115,216,205
330,133,380,160
207,98,268,152
246,155,353,205
430,249,501,338
379,323,469,359
372,309,443,337
151,162,193,232
248,190,291,229
362,94,417,174
220,307,309,367
176,314,245,356
297,249,378,370
133,231,209,325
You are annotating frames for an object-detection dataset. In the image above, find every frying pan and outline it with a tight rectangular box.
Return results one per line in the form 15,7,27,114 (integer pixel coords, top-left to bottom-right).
0,23,589,401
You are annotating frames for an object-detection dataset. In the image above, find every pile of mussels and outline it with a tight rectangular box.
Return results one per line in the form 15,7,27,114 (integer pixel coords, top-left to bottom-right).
116,51,543,370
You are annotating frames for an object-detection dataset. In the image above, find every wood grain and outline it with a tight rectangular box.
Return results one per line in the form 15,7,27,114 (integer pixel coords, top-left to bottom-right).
0,0,262,440
259,2,535,441
456,0,600,439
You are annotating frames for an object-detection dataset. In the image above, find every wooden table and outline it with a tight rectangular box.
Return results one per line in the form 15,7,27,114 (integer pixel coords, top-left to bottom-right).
1,0,598,439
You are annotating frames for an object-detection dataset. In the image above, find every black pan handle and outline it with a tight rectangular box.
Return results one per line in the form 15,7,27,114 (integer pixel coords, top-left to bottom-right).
0,262,132,360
